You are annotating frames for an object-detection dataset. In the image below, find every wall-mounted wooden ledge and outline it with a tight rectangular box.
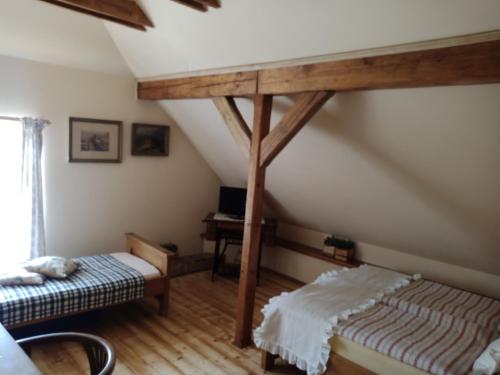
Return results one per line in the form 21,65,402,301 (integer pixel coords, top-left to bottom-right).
137,30,500,99
275,237,362,269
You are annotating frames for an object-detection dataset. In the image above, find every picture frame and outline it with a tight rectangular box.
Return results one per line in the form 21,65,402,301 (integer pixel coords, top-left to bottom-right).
69,117,122,163
131,123,170,156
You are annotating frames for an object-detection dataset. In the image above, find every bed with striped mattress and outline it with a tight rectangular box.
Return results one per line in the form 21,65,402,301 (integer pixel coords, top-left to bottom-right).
257,266,500,375
337,279,500,375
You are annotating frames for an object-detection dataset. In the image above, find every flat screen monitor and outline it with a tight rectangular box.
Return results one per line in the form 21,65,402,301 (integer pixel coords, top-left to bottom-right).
218,187,247,218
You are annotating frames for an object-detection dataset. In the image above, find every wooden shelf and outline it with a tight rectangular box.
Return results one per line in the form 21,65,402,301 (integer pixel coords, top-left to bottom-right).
275,237,361,268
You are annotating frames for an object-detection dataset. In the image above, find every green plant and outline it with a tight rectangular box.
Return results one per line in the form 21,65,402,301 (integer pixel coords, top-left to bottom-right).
323,235,354,249
164,242,178,252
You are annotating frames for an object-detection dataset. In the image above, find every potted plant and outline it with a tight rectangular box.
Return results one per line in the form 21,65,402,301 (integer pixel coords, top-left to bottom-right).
323,235,355,261
162,242,178,253
323,236,336,257
332,236,355,262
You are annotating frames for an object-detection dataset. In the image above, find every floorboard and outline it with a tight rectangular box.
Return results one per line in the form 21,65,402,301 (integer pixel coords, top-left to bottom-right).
27,270,336,374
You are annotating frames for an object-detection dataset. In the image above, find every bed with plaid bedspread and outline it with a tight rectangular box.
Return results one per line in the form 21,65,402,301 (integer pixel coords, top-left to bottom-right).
0,255,144,327
337,279,500,375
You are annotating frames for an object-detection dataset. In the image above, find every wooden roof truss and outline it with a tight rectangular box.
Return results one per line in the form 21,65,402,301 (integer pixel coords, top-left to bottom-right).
38,0,221,31
170,0,220,12
137,30,500,347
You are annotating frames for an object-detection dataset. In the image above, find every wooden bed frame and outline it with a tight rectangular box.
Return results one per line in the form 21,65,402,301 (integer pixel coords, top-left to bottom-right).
126,232,176,316
261,341,428,375
7,233,175,329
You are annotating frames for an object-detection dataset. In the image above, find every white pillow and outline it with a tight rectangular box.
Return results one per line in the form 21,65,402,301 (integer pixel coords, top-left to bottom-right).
24,256,79,279
473,338,500,375
0,269,45,286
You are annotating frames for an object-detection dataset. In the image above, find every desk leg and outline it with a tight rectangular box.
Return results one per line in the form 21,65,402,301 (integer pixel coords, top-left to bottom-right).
211,236,221,282
257,238,263,284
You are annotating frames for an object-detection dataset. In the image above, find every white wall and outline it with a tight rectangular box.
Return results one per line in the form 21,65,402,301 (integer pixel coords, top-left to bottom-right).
262,223,500,300
165,85,500,276
0,54,221,257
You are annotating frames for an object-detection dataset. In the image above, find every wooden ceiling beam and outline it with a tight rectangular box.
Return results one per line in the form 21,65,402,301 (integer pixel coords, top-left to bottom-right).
259,40,500,95
170,0,208,12
39,0,153,30
192,0,220,8
260,91,334,168
139,71,257,99
213,97,251,158
137,37,500,99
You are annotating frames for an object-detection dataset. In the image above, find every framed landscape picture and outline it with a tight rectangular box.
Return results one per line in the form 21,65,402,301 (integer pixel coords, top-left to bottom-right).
69,117,122,163
131,123,170,156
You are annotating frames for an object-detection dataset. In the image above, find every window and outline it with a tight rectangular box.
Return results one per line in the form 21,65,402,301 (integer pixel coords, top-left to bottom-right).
0,119,31,266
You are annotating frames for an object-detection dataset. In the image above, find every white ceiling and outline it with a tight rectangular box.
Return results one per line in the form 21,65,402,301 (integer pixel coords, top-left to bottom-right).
0,0,131,75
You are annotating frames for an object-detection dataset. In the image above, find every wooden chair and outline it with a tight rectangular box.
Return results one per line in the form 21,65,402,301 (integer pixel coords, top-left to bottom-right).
17,332,115,375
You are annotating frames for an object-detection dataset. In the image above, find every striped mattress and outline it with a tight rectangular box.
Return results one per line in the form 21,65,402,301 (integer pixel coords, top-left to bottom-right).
337,279,500,375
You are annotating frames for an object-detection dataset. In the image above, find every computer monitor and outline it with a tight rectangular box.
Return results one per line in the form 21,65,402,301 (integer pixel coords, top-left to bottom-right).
218,187,247,219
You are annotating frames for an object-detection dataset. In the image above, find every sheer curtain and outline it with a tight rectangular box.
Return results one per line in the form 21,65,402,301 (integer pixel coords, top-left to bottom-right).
22,118,49,260
0,117,48,266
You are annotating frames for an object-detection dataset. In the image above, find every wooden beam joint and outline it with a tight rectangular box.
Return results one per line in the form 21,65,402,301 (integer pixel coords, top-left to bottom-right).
260,91,334,168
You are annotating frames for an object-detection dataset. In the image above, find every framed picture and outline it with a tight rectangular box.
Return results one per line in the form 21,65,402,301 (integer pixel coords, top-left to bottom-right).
131,123,170,156
69,117,122,163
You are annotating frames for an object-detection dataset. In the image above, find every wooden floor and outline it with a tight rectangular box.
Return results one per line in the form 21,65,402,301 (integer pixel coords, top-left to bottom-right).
29,270,307,374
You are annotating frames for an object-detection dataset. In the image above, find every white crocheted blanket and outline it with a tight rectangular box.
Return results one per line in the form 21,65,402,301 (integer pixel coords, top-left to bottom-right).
253,265,419,375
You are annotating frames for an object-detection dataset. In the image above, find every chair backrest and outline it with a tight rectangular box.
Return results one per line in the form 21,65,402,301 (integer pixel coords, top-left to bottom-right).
17,332,115,375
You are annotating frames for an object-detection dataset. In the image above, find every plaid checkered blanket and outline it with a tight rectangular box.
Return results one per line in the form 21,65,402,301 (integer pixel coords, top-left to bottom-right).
0,255,145,327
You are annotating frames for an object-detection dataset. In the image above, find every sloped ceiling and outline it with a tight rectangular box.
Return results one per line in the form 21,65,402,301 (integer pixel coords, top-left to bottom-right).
107,0,500,78
106,0,500,275
0,0,130,75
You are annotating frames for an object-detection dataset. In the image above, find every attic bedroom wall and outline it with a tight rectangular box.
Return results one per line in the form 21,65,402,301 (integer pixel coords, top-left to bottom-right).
167,88,500,298
0,54,220,257
261,223,500,300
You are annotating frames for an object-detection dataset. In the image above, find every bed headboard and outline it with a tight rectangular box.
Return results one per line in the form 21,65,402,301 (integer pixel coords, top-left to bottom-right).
125,233,176,275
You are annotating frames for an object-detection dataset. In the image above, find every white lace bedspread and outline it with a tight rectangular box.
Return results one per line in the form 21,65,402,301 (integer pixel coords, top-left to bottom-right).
253,265,418,375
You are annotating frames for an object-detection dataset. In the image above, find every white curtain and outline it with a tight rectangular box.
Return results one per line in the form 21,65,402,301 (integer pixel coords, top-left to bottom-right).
21,117,49,259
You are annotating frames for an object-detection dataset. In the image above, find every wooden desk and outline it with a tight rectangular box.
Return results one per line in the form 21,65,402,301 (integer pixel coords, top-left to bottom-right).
203,213,277,281
0,323,41,375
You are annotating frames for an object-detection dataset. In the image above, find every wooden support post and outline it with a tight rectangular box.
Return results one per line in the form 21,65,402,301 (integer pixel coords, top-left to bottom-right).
234,94,273,348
